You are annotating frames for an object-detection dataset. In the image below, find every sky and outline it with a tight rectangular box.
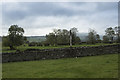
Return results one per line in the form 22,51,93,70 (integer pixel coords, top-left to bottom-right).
1,1,118,36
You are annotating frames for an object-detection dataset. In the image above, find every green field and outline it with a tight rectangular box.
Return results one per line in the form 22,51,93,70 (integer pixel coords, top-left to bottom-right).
2,43,118,53
2,54,118,78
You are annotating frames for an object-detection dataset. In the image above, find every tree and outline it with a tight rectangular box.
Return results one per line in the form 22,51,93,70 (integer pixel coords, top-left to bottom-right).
102,35,109,43
70,27,78,34
57,29,69,45
70,27,81,45
7,25,24,50
46,29,70,46
2,36,10,47
46,33,56,46
114,26,120,43
46,28,81,46
74,36,81,44
105,27,115,42
87,29,97,44
23,36,27,43
96,34,101,43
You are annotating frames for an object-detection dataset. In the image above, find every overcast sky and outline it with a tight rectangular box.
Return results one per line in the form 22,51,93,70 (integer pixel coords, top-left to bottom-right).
2,2,118,36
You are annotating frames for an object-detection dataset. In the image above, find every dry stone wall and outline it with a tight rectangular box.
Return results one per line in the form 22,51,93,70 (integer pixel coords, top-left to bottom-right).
2,44,120,63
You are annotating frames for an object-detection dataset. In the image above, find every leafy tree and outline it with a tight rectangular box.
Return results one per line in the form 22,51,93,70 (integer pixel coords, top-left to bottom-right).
7,25,24,50
46,33,56,46
74,36,81,44
114,26,120,43
57,29,69,45
46,28,81,46
70,27,81,45
87,29,97,44
96,34,101,43
102,35,109,43
23,36,27,43
70,27,78,34
2,36,10,47
105,27,115,42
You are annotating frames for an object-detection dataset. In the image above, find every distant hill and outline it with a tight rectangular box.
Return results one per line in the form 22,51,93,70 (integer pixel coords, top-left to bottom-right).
27,36,46,42
77,33,103,42
77,33,88,42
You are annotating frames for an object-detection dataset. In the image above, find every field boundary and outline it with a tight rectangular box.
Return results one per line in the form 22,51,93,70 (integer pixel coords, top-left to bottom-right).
2,44,120,63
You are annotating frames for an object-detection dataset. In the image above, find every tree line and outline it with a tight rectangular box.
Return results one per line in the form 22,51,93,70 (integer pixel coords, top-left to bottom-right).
45,27,81,46
2,25,120,50
87,27,120,44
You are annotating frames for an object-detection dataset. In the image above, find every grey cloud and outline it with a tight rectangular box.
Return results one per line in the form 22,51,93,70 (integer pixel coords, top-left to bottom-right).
3,2,117,22
2,2,118,36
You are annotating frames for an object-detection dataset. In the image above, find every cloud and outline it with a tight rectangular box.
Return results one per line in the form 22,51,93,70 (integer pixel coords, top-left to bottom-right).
2,0,120,2
2,2,118,36
56,2,98,12
3,2,117,21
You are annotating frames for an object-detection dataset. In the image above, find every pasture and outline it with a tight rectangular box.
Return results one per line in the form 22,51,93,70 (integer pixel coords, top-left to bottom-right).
2,54,118,78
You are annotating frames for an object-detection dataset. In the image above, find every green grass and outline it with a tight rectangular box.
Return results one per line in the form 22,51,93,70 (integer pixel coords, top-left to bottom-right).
2,43,119,53
2,54,118,78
